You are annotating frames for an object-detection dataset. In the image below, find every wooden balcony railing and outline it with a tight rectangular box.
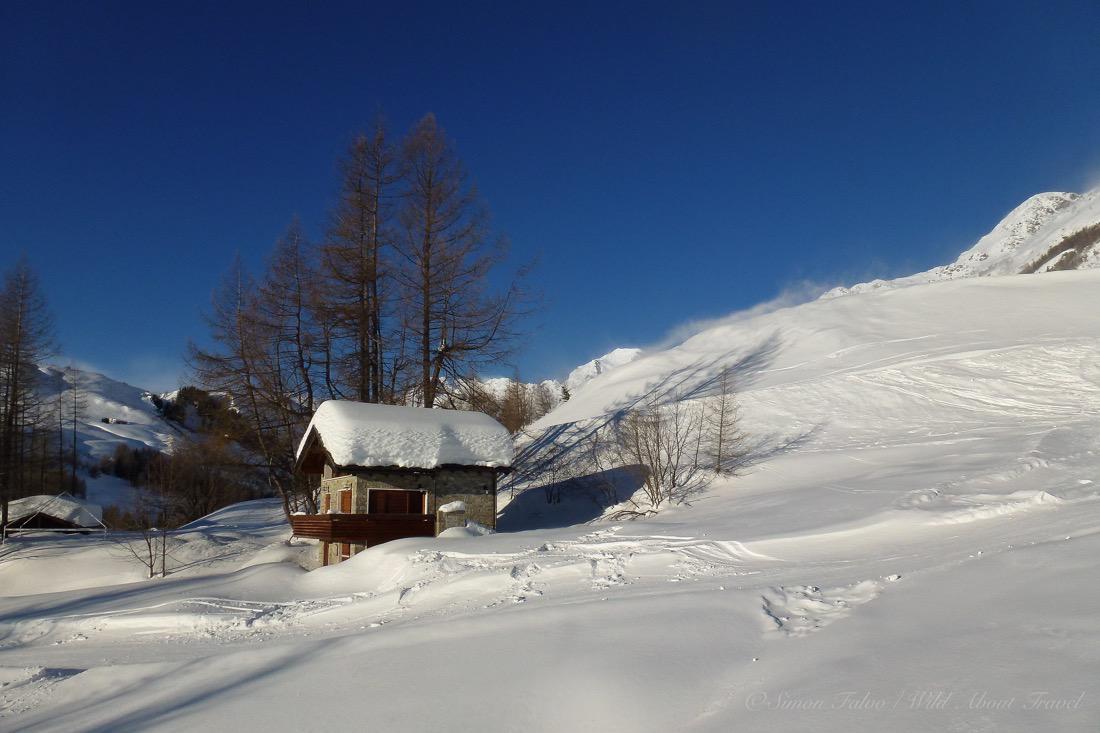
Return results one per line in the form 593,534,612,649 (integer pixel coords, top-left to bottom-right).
289,513,435,546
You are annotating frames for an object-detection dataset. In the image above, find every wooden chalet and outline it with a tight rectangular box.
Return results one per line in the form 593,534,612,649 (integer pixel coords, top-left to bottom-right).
291,400,513,566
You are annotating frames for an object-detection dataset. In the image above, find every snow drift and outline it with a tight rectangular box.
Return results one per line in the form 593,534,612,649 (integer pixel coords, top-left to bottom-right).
296,400,514,469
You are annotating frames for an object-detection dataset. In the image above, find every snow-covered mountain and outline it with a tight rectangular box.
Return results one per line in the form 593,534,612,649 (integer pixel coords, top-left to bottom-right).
35,366,181,507
825,188,1100,297
37,365,179,461
464,349,642,412
564,347,643,394
477,376,563,402
524,188,1100,417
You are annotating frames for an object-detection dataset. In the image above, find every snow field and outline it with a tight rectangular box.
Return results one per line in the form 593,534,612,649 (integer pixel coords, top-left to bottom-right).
3,271,1100,730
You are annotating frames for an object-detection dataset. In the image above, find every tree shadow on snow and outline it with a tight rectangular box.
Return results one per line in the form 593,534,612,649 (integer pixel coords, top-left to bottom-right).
497,466,646,532
507,331,785,488
498,331,825,525
35,638,345,733
728,422,825,473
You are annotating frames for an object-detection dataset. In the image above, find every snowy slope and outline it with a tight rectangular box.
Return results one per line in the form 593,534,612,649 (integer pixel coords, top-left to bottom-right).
564,346,643,393
470,350,641,413
35,366,182,507
533,270,1100,436
37,365,179,461
0,499,298,596
2,272,1100,730
826,188,1100,297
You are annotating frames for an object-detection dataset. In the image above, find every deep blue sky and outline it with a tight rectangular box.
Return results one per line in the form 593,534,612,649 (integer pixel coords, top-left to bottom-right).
3,1,1100,390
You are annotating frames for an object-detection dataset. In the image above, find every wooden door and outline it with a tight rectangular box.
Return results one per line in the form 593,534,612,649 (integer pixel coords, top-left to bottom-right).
369,490,426,514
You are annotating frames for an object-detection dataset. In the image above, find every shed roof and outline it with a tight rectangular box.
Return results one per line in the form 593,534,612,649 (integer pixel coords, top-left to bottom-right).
295,400,513,472
8,494,104,527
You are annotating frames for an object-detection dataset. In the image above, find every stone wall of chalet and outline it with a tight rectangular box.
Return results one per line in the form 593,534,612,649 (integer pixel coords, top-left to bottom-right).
314,466,499,565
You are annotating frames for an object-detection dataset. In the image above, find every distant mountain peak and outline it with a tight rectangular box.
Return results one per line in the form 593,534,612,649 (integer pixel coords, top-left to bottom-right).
565,347,643,393
824,188,1100,298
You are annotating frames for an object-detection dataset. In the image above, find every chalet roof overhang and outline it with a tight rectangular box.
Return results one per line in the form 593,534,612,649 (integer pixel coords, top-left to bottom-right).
294,426,513,476
7,513,83,529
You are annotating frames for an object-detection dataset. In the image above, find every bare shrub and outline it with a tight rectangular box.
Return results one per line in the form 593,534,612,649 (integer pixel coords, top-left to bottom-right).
589,377,748,518
108,492,172,579
113,526,169,579
624,397,707,510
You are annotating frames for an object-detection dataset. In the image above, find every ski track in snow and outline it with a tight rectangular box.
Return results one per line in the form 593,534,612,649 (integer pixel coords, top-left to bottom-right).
0,528,783,653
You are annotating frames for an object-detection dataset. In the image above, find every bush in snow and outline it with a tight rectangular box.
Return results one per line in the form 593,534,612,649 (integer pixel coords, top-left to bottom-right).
588,369,747,517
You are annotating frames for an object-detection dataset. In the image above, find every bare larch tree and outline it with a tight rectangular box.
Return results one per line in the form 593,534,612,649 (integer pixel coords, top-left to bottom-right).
0,258,55,531
397,114,525,407
322,121,402,403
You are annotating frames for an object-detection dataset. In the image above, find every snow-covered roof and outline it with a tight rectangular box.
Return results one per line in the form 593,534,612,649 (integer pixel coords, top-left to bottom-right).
295,401,513,471
8,494,104,527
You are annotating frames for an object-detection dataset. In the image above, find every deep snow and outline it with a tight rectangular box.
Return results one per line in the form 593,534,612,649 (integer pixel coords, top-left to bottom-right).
2,271,1100,731
296,400,514,469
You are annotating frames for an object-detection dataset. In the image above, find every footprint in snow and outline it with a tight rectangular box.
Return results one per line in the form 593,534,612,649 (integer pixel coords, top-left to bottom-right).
760,580,883,637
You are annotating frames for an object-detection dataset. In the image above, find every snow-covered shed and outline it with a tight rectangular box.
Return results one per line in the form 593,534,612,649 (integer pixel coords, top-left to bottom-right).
3,493,106,536
293,401,513,565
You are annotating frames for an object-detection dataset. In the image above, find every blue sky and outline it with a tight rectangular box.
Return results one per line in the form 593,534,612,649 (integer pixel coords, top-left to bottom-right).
3,1,1100,390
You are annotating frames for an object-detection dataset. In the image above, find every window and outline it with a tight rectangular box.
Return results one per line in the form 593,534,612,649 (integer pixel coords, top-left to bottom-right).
339,489,352,513
322,494,330,513
340,543,351,561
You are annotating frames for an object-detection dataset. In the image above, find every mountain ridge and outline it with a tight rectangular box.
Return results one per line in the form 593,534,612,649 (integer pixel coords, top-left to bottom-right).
824,188,1100,298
